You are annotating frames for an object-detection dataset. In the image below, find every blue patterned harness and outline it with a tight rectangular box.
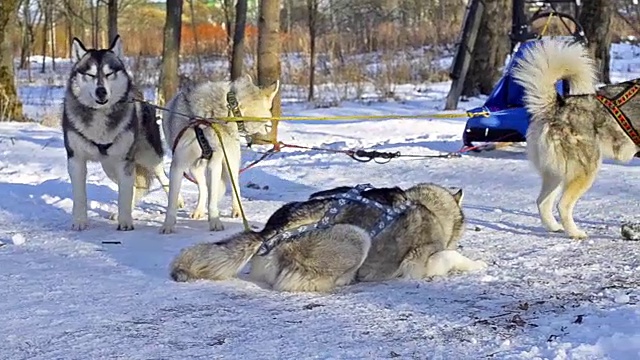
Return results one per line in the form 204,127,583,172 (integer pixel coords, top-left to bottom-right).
257,184,414,256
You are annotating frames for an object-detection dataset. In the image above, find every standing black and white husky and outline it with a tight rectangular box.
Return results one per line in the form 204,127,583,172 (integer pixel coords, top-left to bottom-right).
62,36,178,231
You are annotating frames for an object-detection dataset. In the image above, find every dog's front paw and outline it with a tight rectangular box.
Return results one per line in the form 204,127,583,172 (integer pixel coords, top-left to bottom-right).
470,260,489,271
160,224,175,234
209,217,225,231
568,229,588,240
189,209,206,220
117,217,135,231
72,219,88,231
548,225,564,233
117,223,135,231
231,207,242,218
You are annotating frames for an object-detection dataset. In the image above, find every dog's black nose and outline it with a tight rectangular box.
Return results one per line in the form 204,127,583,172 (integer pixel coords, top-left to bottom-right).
95,87,107,100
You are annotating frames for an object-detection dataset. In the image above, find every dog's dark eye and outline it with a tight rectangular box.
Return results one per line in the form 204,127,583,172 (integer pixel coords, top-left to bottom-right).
105,72,116,78
82,72,96,78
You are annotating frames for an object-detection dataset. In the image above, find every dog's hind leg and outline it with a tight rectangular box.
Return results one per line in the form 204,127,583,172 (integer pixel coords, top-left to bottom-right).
537,172,564,232
272,270,338,293
272,225,371,292
68,156,89,231
558,171,597,239
189,161,208,220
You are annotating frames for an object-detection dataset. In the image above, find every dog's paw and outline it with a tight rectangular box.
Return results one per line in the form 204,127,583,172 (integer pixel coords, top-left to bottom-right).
160,224,175,234
209,218,225,231
469,260,489,271
117,217,135,231
189,209,206,220
568,229,588,240
117,223,135,231
108,212,118,221
72,220,88,231
549,225,565,233
231,207,242,218
542,221,564,233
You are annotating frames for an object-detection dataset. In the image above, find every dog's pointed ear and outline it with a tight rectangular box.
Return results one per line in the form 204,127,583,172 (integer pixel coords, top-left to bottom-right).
108,35,124,58
452,188,464,205
72,37,88,62
261,79,280,103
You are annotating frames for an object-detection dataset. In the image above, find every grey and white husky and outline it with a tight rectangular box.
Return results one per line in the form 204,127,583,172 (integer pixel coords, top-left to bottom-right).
169,183,487,292
160,75,279,234
512,38,640,239
62,35,175,231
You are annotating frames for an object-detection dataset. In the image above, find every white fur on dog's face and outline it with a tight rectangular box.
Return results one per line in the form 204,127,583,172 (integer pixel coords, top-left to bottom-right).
237,75,280,136
70,37,130,109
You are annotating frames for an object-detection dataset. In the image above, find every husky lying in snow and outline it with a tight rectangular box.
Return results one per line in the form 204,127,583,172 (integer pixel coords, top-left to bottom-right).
160,75,279,234
169,182,487,292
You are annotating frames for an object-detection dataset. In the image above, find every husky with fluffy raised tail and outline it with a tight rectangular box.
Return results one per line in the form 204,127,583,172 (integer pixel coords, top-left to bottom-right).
160,75,278,234
62,35,175,231
511,38,640,239
169,183,487,292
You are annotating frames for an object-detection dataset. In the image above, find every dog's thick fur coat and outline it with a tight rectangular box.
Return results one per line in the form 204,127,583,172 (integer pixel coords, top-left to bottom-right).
62,36,174,231
512,38,640,239
160,76,279,234
170,183,487,292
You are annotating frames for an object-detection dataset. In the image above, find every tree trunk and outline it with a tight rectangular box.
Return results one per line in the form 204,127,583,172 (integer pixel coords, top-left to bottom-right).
92,0,99,48
578,0,612,84
19,0,31,70
223,0,234,55
230,0,248,81
307,0,318,102
257,0,281,144
0,0,24,121
41,0,49,73
462,0,511,97
107,0,118,43
158,0,184,106
188,0,202,76
50,8,56,70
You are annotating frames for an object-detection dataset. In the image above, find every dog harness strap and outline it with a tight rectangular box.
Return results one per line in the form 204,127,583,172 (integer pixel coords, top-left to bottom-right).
257,184,414,256
596,94,640,146
92,141,113,156
226,91,246,133
614,83,640,107
194,126,213,160
66,121,115,156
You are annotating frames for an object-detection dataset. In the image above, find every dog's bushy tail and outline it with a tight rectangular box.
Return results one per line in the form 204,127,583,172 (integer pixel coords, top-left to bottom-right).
511,39,596,119
170,231,264,282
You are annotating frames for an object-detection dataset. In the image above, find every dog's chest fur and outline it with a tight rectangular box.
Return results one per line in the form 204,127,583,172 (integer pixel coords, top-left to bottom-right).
63,92,138,160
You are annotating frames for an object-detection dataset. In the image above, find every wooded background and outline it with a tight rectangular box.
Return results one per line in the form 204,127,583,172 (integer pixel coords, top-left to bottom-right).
0,0,639,121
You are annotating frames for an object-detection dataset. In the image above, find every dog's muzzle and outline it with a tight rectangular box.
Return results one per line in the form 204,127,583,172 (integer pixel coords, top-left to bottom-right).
95,87,108,104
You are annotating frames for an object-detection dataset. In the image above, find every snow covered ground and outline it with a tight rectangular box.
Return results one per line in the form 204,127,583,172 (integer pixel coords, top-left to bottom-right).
2,44,640,359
